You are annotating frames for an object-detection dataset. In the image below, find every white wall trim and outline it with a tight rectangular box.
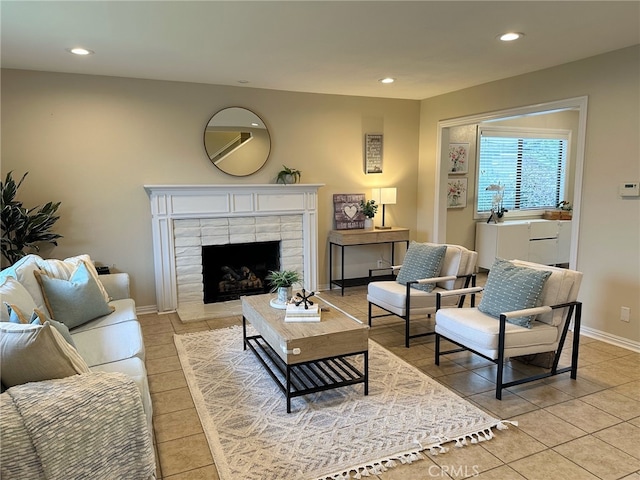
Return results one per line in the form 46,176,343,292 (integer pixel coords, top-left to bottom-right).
580,325,640,353
144,184,323,312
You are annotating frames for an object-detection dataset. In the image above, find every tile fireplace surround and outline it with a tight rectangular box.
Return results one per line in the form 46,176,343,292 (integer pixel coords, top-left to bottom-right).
145,184,322,321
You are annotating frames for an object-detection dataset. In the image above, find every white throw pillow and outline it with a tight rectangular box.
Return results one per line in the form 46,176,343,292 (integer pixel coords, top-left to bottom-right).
0,254,47,311
0,277,38,323
0,321,90,388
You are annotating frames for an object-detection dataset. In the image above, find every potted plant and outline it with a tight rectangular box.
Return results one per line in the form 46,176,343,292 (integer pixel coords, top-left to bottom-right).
359,199,378,229
1,171,63,267
276,165,301,185
265,269,300,305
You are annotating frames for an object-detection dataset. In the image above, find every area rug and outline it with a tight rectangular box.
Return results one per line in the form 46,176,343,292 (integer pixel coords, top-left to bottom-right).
174,325,512,480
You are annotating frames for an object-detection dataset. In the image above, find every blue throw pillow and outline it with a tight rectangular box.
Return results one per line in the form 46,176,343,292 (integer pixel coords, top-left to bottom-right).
34,261,114,329
396,242,447,292
4,302,76,346
478,259,551,328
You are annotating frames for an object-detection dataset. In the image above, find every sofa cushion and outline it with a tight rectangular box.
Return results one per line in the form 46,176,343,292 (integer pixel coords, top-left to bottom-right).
0,321,90,388
34,261,114,329
71,320,145,366
0,255,46,312
0,277,37,323
396,242,447,292
69,299,138,333
479,259,551,328
36,254,110,302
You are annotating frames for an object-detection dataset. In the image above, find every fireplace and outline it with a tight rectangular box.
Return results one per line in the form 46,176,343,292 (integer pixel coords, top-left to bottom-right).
144,184,321,319
202,241,280,303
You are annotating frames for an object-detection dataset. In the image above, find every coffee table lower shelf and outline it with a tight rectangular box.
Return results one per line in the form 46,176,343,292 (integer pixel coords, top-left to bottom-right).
243,334,368,413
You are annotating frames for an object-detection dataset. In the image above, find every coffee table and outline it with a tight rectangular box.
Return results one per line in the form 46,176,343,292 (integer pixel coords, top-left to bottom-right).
241,293,369,413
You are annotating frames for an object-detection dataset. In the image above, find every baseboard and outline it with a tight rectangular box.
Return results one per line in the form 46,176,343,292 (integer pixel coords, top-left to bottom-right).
136,304,159,315
579,326,640,353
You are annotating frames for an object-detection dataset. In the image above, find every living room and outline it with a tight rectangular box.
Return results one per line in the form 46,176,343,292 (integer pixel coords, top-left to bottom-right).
1,2,639,479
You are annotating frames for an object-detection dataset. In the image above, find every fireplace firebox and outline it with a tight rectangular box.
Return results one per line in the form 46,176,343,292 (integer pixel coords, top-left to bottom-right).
202,241,280,303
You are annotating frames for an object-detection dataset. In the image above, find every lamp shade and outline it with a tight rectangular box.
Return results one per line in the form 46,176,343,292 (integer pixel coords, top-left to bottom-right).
372,187,397,205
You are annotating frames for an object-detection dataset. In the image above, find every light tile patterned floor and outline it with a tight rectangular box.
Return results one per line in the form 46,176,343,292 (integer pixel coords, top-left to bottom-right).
141,282,640,479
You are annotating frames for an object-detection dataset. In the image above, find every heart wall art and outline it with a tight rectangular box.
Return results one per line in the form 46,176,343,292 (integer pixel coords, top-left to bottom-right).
333,193,366,229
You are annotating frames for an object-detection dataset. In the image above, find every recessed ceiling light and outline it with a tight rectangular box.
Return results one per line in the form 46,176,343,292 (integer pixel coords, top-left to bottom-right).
67,47,94,56
498,32,524,42
379,77,395,84
237,80,250,84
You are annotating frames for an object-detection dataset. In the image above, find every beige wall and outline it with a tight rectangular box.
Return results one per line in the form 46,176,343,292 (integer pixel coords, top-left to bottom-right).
1,69,420,309
419,45,640,345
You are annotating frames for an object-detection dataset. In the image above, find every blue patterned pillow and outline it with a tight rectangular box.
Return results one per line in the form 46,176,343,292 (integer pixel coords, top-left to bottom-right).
479,259,551,328
396,242,447,292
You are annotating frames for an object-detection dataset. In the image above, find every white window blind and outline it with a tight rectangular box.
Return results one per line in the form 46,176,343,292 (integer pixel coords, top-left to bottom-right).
476,126,569,215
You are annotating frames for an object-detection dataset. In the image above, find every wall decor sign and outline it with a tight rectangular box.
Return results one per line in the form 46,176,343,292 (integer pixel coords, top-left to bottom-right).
334,193,365,229
365,133,383,174
447,178,468,209
448,143,469,174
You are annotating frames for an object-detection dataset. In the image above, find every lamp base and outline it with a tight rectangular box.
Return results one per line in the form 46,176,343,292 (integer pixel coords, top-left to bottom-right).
375,226,392,230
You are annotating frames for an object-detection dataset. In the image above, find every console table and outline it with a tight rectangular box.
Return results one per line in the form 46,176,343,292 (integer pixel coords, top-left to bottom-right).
329,227,410,295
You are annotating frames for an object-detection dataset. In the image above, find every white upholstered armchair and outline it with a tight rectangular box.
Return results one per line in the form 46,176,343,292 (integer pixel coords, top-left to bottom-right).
435,259,583,399
367,243,478,347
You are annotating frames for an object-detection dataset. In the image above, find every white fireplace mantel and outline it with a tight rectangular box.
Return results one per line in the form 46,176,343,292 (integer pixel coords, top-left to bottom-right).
144,184,323,313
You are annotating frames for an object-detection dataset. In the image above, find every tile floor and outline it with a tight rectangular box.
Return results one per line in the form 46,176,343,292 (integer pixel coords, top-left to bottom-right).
141,282,640,479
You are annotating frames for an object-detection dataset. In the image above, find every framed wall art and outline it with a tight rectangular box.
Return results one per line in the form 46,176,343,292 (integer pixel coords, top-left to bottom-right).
447,178,467,209
364,133,383,174
333,193,365,229
448,142,469,174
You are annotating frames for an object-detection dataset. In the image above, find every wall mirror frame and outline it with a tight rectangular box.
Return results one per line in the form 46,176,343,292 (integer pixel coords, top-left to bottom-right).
434,96,588,270
203,106,271,177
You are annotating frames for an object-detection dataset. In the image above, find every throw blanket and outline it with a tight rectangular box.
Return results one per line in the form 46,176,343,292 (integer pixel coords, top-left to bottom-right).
1,372,155,480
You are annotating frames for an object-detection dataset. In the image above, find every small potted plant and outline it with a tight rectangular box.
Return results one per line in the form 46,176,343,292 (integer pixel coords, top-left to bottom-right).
359,199,378,229
265,269,300,306
276,165,301,185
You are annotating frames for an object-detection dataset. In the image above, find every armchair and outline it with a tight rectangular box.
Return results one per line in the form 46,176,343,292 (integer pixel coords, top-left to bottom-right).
435,259,583,399
367,243,478,347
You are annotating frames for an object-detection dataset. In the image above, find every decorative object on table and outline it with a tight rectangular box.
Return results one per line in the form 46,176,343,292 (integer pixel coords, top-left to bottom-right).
275,165,301,185
333,193,365,230
371,187,396,229
543,200,573,220
1,171,63,267
266,269,300,308
359,199,378,229
448,143,469,173
174,326,509,480
285,291,320,322
364,133,383,174
447,178,467,209
485,183,507,222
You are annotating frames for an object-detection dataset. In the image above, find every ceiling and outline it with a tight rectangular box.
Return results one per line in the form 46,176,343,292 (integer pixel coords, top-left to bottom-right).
2,1,639,100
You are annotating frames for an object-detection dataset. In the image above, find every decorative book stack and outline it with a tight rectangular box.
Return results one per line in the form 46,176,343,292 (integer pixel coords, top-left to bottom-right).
284,302,321,322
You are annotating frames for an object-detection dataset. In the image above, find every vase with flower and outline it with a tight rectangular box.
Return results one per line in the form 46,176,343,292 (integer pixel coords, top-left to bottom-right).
486,183,508,223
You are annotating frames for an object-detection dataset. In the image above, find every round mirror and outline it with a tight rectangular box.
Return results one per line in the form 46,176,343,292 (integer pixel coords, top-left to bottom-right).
203,107,271,177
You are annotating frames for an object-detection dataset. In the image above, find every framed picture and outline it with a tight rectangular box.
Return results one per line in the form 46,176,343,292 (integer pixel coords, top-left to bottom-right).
364,133,383,174
448,143,469,174
447,178,467,209
334,193,365,229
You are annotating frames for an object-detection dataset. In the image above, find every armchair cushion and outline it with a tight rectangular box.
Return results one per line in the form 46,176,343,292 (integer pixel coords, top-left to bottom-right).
396,242,447,292
478,259,551,328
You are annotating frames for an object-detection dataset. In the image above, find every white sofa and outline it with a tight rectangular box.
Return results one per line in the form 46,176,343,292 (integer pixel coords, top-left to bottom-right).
0,254,154,478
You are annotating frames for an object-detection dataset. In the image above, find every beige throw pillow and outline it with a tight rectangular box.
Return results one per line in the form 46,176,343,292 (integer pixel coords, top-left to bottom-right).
0,321,90,388
36,254,110,302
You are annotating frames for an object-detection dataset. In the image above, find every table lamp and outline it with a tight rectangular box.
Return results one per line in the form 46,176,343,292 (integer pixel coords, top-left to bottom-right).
372,187,396,229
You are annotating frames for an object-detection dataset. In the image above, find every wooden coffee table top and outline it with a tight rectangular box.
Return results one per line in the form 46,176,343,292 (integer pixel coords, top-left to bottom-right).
241,293,369,364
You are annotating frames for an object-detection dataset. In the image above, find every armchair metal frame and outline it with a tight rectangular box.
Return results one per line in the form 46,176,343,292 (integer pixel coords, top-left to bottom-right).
368,268,476,348
435,287,582,399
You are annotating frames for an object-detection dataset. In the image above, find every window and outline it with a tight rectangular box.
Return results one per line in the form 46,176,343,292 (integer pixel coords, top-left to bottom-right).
476,126,570,217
